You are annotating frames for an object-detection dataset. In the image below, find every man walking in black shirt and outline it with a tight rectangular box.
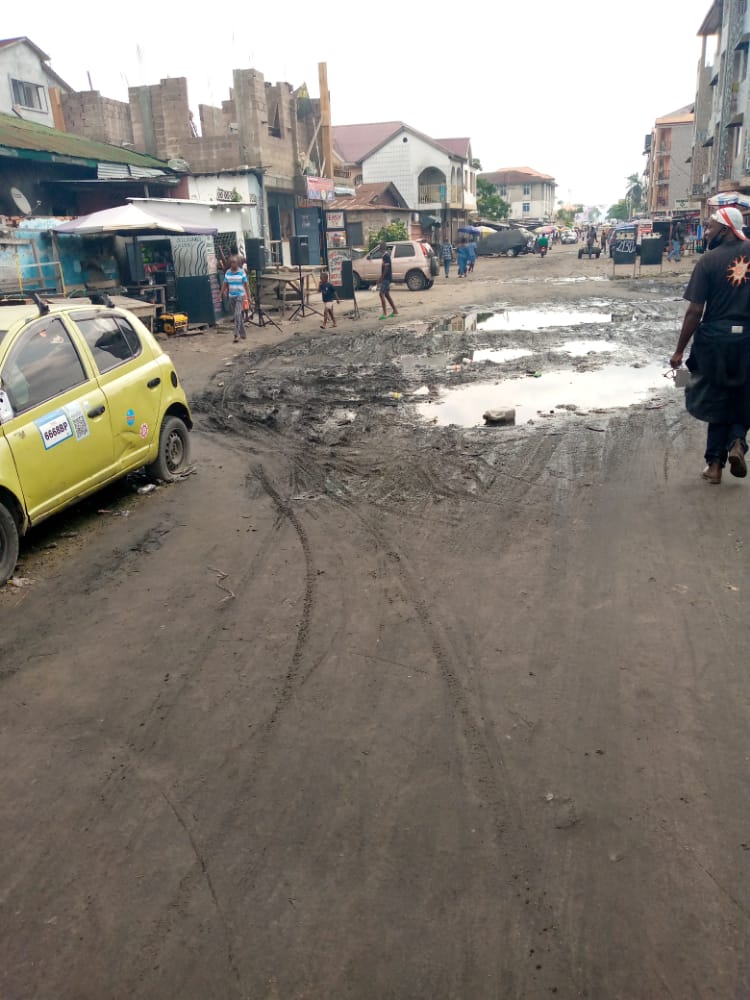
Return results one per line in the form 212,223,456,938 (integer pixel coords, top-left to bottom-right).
670,206,750,484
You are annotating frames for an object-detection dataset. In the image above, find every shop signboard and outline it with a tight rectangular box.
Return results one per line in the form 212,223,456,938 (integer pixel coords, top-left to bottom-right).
612,224,638,264
306,177,335,202
328,249,350,286
326,211,345,229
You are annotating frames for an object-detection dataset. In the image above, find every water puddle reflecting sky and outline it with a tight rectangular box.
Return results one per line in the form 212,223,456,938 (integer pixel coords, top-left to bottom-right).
419,364,666,427
477,310,613,332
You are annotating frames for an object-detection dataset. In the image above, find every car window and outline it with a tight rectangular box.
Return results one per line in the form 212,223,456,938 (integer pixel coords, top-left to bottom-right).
1,317,87,414
393,244,416,258
76,314,142,374
367,248,384,260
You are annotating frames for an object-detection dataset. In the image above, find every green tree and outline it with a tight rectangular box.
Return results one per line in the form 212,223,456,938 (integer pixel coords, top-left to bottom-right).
367,219,409,250
625,173,644,215
608,199,630,221
471,157,482,170
476,178,510,220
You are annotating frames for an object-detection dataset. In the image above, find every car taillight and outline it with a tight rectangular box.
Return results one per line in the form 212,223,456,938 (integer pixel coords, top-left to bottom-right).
419,243,429,256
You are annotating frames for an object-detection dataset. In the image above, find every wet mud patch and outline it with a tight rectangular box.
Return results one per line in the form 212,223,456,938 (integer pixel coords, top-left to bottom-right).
191,296,684,503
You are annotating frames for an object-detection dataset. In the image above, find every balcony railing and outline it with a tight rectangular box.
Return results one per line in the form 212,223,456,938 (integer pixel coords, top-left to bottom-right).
418,183,463,206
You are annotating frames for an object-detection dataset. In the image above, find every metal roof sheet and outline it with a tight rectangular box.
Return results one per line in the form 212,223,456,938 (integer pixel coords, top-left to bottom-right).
0,112,173,170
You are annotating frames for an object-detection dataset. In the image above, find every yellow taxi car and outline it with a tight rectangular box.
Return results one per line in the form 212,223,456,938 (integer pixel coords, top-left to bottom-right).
0,299,192,585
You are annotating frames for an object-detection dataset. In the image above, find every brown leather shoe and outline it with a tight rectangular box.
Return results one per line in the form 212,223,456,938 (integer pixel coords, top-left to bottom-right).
702,462,722,484
728,439,747,478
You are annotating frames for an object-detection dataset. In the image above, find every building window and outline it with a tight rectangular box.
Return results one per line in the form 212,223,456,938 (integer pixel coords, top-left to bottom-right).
734,125,743,159
11,79,47,112
523,183,531,196
522,202,530,214
497,185,507,197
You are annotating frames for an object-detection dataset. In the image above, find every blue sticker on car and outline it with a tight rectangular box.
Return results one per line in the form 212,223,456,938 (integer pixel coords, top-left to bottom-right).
126,408,135,426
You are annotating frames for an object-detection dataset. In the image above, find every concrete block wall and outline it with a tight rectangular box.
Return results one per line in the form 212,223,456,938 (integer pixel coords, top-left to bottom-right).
199,104,225,138
180,136,243,174
61,91,134,146
129,78,192,160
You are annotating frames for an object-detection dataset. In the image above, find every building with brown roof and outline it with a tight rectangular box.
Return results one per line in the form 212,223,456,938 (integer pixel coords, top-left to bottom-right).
479,166,556,222
327,181,411,248
332,121,477,239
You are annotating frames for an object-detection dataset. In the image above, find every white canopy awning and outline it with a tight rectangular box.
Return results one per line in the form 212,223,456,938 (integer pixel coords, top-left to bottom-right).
54,203,217,236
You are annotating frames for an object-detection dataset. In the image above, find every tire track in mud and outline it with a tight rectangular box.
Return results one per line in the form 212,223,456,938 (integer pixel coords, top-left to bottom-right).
253,463,316,726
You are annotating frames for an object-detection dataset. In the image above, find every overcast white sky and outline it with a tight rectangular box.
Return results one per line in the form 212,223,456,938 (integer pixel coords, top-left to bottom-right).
11,0,712,208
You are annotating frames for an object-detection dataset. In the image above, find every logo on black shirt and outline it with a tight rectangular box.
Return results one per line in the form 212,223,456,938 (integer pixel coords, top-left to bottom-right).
726,255,750,286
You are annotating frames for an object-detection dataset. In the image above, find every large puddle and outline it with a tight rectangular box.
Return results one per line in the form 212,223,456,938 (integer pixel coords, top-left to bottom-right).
473,340,620,364
419,363,667,427
477,309,612,332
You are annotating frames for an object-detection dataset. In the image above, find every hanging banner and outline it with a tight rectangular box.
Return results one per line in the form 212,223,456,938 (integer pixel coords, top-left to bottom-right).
306,177,335,202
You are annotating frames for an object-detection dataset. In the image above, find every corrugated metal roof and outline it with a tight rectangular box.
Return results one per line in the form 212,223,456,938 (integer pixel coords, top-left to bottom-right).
328,182,410,211
0,112,173,170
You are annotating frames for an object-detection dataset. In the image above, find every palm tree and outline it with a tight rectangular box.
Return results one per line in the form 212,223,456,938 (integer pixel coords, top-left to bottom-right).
625,173,644,216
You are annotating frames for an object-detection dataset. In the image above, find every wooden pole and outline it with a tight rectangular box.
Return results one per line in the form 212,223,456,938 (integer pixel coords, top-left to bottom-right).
318,62,334,181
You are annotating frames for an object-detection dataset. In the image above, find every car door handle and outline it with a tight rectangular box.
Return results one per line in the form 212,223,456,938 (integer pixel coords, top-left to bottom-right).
147,377,161,389
87,405,106,418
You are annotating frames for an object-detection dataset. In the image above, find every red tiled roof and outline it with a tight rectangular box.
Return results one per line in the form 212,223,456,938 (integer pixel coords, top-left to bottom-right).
480,166,556,185
435,137,471,157
328,181,410,211
333,122,404,163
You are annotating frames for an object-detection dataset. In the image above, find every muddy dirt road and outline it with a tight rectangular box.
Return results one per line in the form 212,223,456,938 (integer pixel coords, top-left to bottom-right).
2,246,749,999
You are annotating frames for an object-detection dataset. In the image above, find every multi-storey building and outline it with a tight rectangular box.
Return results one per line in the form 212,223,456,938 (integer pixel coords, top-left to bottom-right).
645,105,695,213
691,0,750,208
477,167,556,223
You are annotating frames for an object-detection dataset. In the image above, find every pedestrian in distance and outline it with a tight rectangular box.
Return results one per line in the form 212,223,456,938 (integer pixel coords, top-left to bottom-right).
600,229,608,253
319,271,340,329
440,235,453,277
467,238,477,273
377,242,398,319
670,206,750,484
221,254,250,343
667,219,685,262
456,238,470,277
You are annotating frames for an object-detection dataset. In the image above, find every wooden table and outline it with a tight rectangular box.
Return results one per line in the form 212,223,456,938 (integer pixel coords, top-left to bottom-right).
258,268,319,318
109,295,158,331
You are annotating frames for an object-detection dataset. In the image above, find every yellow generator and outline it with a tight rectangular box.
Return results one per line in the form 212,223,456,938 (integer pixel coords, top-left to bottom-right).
160,313,188,335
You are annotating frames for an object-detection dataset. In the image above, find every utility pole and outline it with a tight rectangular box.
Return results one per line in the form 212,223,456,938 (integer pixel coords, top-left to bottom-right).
318,62,334,180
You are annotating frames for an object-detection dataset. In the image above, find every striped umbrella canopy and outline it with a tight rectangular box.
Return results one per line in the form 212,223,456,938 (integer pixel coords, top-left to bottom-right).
707,191,750,210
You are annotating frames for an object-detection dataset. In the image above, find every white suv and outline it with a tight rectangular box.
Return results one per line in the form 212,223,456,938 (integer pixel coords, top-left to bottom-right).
352,241,438,291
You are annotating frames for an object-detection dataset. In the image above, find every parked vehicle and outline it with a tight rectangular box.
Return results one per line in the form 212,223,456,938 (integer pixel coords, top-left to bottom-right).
0,300,192,584
476,229,531,257
352,241,438,291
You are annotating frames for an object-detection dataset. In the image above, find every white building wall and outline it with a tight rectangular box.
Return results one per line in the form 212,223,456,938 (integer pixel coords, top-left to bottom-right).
128,197,258,252
0,43,57,127
362,133,452,208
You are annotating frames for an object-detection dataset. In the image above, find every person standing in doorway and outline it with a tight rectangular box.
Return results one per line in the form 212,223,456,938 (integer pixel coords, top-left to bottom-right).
669,206,750,484
378,242,398,319
440,234,453,277
222,254,250,342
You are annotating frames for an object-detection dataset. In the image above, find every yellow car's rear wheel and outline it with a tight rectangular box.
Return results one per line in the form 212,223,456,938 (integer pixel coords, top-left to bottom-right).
0,502,19,587
146,416,191,483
